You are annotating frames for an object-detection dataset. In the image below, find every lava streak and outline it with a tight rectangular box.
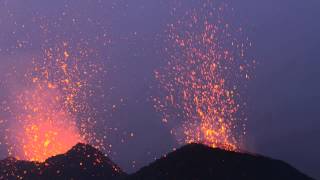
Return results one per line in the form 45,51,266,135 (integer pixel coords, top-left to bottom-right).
154,2,251,151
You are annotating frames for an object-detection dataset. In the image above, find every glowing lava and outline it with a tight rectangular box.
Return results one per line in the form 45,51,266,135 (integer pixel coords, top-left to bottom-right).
10,86,83,162
4,42,103,162
154,2,252,151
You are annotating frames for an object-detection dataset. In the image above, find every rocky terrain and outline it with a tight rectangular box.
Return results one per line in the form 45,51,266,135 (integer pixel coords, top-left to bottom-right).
0,143,314,180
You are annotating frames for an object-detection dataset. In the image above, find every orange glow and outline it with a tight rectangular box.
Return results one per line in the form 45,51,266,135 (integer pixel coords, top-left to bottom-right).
20,114,83,162
5,42,104,161
11,84,84,162
154,2,251,151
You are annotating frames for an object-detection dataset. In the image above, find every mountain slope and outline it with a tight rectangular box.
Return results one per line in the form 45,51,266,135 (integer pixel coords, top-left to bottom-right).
0,143,126,180
0,143,314,180
129,143,314,180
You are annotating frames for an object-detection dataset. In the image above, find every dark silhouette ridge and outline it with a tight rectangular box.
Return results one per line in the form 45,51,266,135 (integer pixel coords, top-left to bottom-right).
129,143,315,180
0,143,314,180
0,143,126,180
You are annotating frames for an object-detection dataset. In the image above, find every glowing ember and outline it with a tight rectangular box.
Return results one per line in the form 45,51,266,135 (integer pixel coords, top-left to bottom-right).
154,2,252,151
3,42,104,162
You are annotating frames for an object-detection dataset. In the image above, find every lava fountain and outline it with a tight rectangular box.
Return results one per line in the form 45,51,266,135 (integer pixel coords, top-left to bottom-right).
154,2,252,151
4,42,103,162
11,86,83,162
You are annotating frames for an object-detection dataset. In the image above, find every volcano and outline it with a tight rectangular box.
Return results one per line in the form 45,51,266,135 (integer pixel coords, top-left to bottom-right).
129,143,314,180
0,143,126,180
0,143,314,180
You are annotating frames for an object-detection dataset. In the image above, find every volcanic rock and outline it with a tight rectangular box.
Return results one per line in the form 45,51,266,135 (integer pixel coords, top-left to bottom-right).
0,157,42,180
0,143,126,180
0,143,314,180
129,143,314,180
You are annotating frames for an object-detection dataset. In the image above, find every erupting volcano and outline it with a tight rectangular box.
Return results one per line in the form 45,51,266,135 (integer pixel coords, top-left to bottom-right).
0,0,317,179
154,1,253,151
9,86,84,162
3,42,104,162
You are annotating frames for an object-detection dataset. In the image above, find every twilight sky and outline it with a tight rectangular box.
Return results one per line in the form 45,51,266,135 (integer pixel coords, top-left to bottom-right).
0,0,319,179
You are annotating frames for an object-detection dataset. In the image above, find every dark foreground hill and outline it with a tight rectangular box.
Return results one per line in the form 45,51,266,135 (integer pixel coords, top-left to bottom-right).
0,143,314,180
0,143,126,180
129,143,314,180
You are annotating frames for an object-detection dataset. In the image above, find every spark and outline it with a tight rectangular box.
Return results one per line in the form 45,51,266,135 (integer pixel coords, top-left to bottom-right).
154,2,252,151
3,42,105,162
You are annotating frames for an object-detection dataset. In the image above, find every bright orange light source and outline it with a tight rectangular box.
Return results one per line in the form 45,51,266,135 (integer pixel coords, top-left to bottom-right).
3,37,107,161
21,119,83,162
11,86,84,162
